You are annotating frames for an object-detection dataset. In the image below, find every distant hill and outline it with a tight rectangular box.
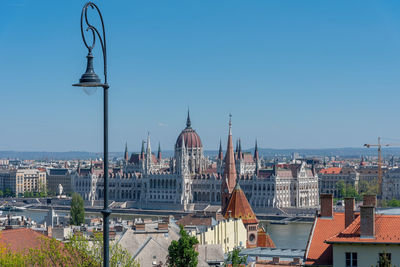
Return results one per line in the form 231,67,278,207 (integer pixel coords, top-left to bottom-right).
2,147,400,160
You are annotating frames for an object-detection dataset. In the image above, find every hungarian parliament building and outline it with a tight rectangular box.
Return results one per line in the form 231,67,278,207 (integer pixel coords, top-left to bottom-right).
72,113,319,211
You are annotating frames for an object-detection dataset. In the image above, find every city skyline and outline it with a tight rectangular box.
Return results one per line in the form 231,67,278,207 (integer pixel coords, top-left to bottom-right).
2,1,400,151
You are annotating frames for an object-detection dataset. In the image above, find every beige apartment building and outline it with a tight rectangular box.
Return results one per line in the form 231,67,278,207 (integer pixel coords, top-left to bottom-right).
193,218,247,253
0,169,47,196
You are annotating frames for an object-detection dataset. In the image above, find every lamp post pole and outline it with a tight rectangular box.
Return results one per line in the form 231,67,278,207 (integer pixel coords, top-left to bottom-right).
73,2,111,266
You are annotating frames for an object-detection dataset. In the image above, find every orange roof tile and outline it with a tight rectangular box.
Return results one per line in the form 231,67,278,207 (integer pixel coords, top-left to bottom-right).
223,183,258,225
326,214,400,244
304,213,346,266
0,228,49,253
257,228,276,248
319,167,342,174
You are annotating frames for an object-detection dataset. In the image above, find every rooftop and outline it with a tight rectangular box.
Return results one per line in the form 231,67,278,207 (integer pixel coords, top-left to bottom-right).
326,214,400,244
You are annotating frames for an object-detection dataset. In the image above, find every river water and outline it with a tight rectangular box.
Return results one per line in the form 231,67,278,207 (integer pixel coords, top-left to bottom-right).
16,209,312,250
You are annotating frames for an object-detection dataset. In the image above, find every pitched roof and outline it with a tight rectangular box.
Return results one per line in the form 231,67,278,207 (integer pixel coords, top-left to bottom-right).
304,213,346,266
326,214,400,244
0,228,49,253
257,228,276,248
177,213,214,227
319,167,342,174
223,118,237,194
223,183,258,225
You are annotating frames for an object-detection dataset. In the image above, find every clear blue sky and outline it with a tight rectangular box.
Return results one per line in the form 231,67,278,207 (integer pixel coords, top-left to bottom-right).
1,0,400,152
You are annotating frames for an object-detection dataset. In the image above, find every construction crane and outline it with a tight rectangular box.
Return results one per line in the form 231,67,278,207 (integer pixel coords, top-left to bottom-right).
364,137,400,197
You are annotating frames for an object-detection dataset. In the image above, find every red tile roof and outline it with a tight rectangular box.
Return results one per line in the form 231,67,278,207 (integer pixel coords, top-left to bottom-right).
177,213,213,227
224,183,258,225
319,167,342,174
326,214,400,244
257,228,276,248
0,228,49,253
305,213,347,266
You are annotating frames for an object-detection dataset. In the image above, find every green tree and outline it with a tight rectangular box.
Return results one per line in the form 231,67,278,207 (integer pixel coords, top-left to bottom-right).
359,180,379,196
345,184,359,199
70,193,85,225
387,198,400,207
0,232,140,267
225,247,247,267
167,225,199,267
336,180,346,198
0,190,4,198
3,189,12,197
375,251,393,267
38,180,47,197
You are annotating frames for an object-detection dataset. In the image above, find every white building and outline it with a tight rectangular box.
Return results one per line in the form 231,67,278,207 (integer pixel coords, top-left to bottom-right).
72,113,319,211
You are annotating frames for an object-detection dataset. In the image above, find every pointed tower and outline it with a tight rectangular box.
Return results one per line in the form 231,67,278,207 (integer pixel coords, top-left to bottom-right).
157,142,162,162
140,140,145,160
217,139,224,175
124,142,129,162
235,140,239,160
178,136,189,175
254,140,260,176
145,133,152,174
224,182,259,248
221,115,237,210
238,139,243,159
218,139,223,161
186,109,191,128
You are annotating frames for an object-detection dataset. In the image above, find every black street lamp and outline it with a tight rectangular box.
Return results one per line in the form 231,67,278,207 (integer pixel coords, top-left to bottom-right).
73,2,111,266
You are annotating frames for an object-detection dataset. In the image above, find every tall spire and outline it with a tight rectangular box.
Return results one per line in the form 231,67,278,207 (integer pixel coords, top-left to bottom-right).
157,142,162,162
238,138,243,159
146,132,151,155
254,139,259,160
140,140,145,160
218,139,223,160
145,132,152,174
221,114,237,209
228,113,232,135
186,109,191,128
124,142,129,162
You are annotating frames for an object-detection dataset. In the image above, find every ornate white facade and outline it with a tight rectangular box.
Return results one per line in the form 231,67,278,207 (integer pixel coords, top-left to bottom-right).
72,113,319,210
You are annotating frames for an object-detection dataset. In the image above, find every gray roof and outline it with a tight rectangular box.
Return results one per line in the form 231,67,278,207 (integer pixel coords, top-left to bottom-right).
197,244,224,263
117,226,180,266
49,168,70,176
239,247,305,258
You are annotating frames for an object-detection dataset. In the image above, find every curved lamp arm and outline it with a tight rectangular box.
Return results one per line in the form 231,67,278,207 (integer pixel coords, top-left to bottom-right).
80,1,108,85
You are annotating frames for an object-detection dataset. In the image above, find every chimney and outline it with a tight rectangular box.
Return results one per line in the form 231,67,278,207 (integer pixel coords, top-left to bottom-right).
345,197,355,228
363,194,377,207
320,194,333,218
360,205,375,238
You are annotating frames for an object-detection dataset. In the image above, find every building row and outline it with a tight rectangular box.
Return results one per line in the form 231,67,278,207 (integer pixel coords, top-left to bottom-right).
71,113,320,211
